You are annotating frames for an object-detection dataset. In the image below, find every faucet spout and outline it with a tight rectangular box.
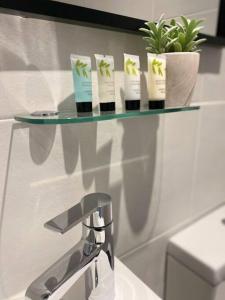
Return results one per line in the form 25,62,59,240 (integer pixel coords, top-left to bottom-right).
25,238,100,300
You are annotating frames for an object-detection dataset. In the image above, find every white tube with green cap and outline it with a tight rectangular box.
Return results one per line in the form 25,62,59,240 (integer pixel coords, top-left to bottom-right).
95,54,115,112
147,53,166,109
124,53,141,110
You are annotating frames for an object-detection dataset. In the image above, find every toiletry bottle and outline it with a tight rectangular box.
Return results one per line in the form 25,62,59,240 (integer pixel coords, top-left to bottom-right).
147,53,166,109
70,54,93,113
95,54,116,112
124,53,141,110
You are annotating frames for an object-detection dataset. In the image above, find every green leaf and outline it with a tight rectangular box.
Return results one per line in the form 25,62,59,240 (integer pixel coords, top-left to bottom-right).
181,16,189,29
146,47,156,53
132,68,137,75
165,37,179,51
76,67,80,76
152,65,156,74
195,38,207,45
170,19,176,26
195,19,204,27
126,65,130,75
106,69,111,77
161,26,177,45
174,41,182,52
148,22,158,38
178,32,186,48
143,36,157,48
176,21,185,33
191,38,206,50
76,59,81,66
184,41,195,51
157,13,165,24
83,70,87,77
187,19,198,35
139,28,151,35
158,67,163,76
157,20,166,38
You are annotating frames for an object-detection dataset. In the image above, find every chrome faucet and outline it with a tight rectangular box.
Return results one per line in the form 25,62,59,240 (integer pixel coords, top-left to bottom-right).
25,193,114,300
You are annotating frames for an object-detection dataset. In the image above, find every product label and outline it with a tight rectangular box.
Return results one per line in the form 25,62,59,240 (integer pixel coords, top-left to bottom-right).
95,56,115,103
71,56,92,103
148,54,166,101
124,55,140,100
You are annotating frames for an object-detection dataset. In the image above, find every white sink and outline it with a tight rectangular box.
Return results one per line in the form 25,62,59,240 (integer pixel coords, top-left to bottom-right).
7,258,160,300
114,258,160,300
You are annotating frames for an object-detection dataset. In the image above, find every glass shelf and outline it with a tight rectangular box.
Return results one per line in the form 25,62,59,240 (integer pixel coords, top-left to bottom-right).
14,106,200,125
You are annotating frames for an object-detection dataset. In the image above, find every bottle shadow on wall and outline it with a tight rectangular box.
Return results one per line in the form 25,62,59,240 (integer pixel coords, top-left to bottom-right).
118,115,160,234
57,94,80,175
58,95,122,248
27,65,57,165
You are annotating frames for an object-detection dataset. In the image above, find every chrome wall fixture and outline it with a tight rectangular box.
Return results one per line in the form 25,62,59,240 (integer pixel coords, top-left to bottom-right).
25,193,114,300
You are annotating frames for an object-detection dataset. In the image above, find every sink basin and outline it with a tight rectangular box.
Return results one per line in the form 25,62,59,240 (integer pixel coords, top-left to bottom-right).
114,258,160,300
7,258,160,300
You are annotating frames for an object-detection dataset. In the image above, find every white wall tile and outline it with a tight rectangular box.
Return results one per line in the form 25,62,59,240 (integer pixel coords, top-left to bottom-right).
167,10,220,36
122,234,169,297
153,0,220,22
152,110,199,237
52,0,154,20
192,46,225,104
187,10,220,36
200,47,225,102
114,116,164,256
191,104,225,216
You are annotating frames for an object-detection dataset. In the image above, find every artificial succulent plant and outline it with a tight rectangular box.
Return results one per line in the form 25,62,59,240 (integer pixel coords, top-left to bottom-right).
139,15,206,54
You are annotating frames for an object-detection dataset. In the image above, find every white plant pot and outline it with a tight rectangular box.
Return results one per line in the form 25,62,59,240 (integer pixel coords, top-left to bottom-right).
165,52,200,107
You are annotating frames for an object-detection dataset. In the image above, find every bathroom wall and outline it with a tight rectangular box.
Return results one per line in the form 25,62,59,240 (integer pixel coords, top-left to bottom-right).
0,0,224,299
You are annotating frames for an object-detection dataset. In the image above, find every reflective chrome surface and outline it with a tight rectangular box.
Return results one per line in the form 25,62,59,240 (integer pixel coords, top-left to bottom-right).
26,193,114,300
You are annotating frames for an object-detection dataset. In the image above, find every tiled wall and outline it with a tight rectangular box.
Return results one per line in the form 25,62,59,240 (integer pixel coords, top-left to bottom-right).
0,0,224,299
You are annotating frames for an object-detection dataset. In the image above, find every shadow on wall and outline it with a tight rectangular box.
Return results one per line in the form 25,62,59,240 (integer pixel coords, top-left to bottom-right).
119,116,160,233
199,45,223,74
29,124,56,164
0,15,146,71
53,21,146,71
58,93,160,245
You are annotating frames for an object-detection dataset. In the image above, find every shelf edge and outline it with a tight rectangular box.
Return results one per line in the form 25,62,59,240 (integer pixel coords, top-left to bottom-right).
14,106,200,125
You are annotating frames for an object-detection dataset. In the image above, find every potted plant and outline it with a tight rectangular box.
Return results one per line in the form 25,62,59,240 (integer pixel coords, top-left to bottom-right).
140,15,206,107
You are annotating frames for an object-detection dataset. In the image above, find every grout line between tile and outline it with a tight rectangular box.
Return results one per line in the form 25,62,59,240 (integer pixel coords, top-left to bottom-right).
119,201,225,261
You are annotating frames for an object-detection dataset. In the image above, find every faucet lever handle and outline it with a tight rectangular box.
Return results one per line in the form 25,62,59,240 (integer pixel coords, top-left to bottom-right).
44,193,112,234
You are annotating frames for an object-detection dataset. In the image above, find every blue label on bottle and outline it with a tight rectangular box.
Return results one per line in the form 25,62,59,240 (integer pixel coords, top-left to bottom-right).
72,62,92,103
